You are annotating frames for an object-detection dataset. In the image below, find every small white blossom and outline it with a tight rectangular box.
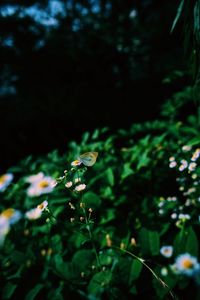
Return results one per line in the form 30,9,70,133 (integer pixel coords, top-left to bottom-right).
192,174,197,179
182,145,192,152
188,162,197,172
169,157,175,162
25,208,42,220
171,213,177,219
37,200,48,211
75,184,86,192
169,161,177,168
161,267,168,276
185,199,191,206
160,246,173,258
25,201,48,220
191,149,200,161
71,160,82,167
178,213,191,220
179,160,188,171
65,181,73,188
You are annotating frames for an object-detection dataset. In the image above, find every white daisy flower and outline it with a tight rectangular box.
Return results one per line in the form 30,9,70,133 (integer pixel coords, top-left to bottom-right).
175,253,200,276
27,176,55,197
74,184,86,192
160,246,173,258
25,172,44,183
1,208,21,225
0,173,13,192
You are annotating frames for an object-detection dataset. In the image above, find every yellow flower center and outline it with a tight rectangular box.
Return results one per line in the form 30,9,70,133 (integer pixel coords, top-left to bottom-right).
182,259,194,269
1,208,14,218
38,203,44,210
38,181,49,188
0,175,7,184
74,160,80,165
164,249,170,253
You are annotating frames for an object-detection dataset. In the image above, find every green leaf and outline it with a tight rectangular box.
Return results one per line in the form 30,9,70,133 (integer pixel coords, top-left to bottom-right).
106,168,115,186
25,284,43,300
149,230,160,256
81,132,90,145
88,270,112,298
185,227,199,256
173,226,198,256
139,228,160,256
72,249,95,271
2,282,17,299
100,209,116,224
129,259,143,284
187,136,200,146
137,151,150,170
83,192,102,209
53,255,75,280
121,163,134,180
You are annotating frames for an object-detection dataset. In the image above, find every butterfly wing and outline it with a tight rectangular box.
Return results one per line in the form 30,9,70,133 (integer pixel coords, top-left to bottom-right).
79,152,98,166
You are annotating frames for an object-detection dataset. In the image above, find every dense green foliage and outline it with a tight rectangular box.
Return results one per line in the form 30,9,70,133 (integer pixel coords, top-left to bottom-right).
1,88,200,299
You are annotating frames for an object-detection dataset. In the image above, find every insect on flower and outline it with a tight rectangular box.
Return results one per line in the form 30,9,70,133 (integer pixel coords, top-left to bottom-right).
78,152,98,167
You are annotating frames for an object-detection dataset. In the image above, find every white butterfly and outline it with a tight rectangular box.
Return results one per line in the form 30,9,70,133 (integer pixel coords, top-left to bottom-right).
79,152,98,167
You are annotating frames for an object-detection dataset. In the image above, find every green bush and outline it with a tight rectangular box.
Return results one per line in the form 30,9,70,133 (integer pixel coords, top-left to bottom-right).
1,87,200,299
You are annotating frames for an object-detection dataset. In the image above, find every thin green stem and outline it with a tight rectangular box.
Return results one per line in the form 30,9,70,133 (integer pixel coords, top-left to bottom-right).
112,246,178,300
81,206,101,270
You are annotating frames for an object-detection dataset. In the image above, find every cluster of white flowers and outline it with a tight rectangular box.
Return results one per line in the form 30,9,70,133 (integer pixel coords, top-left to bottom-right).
169,146,200,173
157,196,178,216
160,246,200,279
26,172,56,197
0,200,49,246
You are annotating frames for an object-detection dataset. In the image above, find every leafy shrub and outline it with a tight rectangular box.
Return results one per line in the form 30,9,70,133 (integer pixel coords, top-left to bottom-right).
1,87,200,299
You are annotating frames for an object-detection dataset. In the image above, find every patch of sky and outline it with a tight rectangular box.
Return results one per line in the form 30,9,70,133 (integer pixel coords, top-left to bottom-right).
72,18,82,31
91,0,100,14
1,36,14,47
0,5,19,17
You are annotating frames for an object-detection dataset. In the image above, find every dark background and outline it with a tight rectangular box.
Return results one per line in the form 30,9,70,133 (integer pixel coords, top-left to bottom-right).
0,0,188,169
